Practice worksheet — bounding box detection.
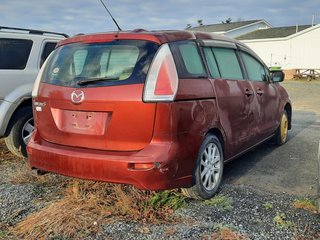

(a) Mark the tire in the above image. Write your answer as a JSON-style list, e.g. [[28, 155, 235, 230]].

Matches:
[[5, 106, 34, 158], [182, 134, 224, 200], [274, 110, 289, 146]]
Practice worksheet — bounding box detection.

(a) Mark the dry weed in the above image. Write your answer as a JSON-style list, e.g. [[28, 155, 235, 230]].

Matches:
[[164, 226, 177, 237], [293, 223, 320, 240], [8, 162, 42, 184], [13, 180, 181, 239], [210, 225, 247, 240], [0, 139, 15, 163], [294, 231, 320, 240], [13, 193, 106, 239], [0, 223, 12, 240], [292, 199, 318, 214]]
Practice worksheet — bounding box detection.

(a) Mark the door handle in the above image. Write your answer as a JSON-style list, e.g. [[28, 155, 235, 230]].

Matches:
[[256, 88, 264, 96], [244, 89, 254, 96]]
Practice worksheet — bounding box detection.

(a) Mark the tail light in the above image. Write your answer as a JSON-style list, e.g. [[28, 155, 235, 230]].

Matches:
[[32, 52, 53, 98], [143, 44, 178, 102]]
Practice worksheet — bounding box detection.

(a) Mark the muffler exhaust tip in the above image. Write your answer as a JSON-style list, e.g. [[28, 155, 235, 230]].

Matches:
[[36, 169, 48, 175]]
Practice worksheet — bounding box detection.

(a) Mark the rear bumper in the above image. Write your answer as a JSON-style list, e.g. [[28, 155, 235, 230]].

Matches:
[[27, 130, 192, 190]]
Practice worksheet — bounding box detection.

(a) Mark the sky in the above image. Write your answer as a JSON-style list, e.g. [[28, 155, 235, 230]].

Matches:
[[0, 0, 319, 36]]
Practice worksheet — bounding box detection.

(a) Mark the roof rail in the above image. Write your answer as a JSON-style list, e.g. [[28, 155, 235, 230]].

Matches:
[[0, 26, 69, 38]]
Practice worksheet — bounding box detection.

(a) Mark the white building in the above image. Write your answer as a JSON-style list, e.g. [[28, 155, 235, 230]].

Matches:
[[189, 20, 320, 78], [237, 24, 320, 70]]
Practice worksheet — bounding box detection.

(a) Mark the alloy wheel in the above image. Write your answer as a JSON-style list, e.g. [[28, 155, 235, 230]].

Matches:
[[280, 112, 288, 143], [200, 142, 221, 191], [22, 117, 34, 144]]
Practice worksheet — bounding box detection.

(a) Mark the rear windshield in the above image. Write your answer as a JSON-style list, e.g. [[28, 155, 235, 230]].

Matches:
[[41, 40, 159, 87]]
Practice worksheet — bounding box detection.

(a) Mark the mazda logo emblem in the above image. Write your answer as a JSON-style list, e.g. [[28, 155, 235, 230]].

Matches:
[[71, 90, 84, 104]]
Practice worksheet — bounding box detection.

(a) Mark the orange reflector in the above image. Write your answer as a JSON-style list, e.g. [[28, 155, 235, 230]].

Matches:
[[128, 163, 155, 170]]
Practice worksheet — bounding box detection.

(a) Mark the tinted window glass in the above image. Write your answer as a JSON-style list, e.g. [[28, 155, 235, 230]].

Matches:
[[212, 48, 243, 80], [203, 47, 220, 78], [178, 42, 205, 75], [41, 40, 159, 87], [0, 39, 33, 70], [40, 42, 57, 67], [170, 41, 206, 78], [73, 50, 88, 75], [241, 52, 266, 81]]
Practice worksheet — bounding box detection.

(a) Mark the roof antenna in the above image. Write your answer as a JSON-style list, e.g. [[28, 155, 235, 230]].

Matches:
[[99, 0, 122, 31]]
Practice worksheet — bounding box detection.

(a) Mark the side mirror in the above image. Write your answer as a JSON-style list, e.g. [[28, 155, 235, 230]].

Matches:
[[270, 70, 285, 82]]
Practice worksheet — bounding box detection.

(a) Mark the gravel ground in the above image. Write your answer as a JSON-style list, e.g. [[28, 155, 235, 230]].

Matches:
[[0, 80, 319, 239], [95, 184, 319, 240], [0, 184, 35, 225], [0, 173, 318, 239]]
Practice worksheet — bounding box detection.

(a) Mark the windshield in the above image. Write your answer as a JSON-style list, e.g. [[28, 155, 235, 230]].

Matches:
[[41, 40, 159, 87]]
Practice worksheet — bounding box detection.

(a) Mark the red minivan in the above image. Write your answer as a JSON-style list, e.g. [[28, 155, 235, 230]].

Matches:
[[28, 30, 291, 199]]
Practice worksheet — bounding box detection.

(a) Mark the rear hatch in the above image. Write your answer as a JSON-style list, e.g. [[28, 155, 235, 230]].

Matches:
[[34, 39, 159, 151]]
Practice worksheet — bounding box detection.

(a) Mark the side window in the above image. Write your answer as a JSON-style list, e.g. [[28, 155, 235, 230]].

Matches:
[[40, 42, 57, 67], [0, 38, 33, 70], [241, 52, 267, 81], [212, 48, 243, 80], [203, 47, 220, 78], [170, 41, 206, 78]]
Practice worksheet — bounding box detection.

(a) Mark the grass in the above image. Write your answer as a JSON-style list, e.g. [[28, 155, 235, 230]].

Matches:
[[292, 198, 318, 214], [273, 212, 293, 229], [262, 202, 273, 210], [211, 224, 247, 240], [12, 180, 186, 239], [150, 190, 186, 211], [203, 194, 233, 211], [0, 230, 10, 240], [0, 230, 8, 239], [0, 223, 12, 240]]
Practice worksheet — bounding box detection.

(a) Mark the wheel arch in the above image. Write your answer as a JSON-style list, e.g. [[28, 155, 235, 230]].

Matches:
[[206, 128, 225, 156], [284, 102, 292, 130], [5, 98, 33, 136], [182, 128, 225, 199]]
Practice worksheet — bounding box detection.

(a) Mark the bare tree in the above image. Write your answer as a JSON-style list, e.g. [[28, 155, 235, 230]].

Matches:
[[197, 19, 203, 26], [222, 18, 232, 24]]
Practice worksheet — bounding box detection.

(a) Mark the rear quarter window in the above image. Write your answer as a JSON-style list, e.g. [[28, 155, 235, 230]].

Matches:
[[170, 41, 206, 78], [0, 38, 33, 70]]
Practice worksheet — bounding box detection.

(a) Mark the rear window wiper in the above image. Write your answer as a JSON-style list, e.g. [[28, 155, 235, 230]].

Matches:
[[76, 77, 119, 85]]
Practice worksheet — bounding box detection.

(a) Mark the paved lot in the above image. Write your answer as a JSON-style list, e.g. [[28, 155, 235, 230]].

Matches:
[[224, 80, 320, 196]]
